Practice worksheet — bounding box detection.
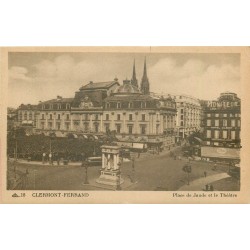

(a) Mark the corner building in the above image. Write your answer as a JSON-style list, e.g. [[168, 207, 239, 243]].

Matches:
[[203, 92, 241, 148]]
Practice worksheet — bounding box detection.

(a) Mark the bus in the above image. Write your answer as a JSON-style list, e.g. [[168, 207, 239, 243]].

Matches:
[[87, 156, 102, 166]]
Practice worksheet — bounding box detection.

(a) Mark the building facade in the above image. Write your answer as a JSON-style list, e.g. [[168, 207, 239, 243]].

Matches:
[[202, 92, 241, 148], [103, 80, 176, 138], [35, 79, 119, 136], [173, 95, 202, 140], [17, 60, 177, 148], [17, 104, 38, 127]]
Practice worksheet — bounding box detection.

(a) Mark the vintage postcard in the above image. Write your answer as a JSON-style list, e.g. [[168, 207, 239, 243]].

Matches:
[[0, 46, 249, 203]]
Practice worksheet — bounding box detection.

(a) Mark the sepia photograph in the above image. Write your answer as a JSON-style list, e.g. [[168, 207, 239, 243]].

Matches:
[[5, 49, 242, 194]]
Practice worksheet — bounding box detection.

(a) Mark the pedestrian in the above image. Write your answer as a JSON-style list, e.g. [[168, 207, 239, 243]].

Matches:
[[205, 184, 209, 191], [204, 171, 207, 178], [132, 157, 135, 171], [213, 162, 217, 171], [57, 155, 60, 166]]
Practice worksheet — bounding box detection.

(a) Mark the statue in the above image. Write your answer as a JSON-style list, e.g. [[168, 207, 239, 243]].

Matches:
[[79, 95, 93, 108]]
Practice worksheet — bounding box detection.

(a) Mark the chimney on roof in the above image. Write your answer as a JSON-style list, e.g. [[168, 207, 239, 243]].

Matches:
[[89, 81, 93, 85], [57, 95, 62, 101]]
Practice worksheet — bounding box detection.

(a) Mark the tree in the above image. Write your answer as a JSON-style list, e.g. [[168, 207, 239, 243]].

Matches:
[[187, 130, 204, 145]]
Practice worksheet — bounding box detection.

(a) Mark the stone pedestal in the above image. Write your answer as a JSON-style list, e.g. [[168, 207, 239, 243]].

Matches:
[[96, 145, 124, 186]]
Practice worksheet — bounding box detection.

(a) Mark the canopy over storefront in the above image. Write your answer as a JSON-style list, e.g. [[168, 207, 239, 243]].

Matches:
[[201, 146, 240, 160]]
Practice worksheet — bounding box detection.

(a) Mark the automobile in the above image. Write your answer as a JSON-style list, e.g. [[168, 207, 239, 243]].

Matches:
[[86, 156, 102, 166], [183, 150, 190, 157]]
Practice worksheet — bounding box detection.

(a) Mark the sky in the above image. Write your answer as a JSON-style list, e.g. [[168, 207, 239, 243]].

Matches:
[[8, 52, 240, 108]]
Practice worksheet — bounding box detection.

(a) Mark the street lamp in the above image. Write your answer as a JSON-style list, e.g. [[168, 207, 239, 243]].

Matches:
[[13, 127, 18, 162], [131, 157, 135, 183], [182, 163, 192, 185], [116, 169, 122, 190], [84, 163, 89, 184], [49, 133, 55, 165]]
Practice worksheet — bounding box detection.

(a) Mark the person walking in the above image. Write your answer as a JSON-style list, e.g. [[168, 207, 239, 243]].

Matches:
[[57, 154, 60, 166], [204, 171, 207, 178], [213, 162, 217, 171]]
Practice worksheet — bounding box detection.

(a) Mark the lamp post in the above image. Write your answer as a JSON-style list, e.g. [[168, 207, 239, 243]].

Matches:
[[13, 127, 18, 162], [84, 163, 89, 184], [116, 169, 122, 190], [182, 163, 192, 185], [132, 157, 135, 183]]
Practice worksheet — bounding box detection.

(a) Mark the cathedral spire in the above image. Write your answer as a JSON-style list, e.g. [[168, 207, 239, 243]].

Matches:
[[140, 57, 150, 95], [131, 59, 138, 88], [143, 57, 147, 78]]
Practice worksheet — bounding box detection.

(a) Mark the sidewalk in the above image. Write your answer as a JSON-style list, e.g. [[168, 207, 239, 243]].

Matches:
[[178, 172, 229, 191], [9, 158, 81, 167]]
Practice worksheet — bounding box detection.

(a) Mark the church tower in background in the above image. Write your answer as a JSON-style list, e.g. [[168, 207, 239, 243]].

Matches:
[[131, 59, 138, 88], [140, 58, 150, 95]]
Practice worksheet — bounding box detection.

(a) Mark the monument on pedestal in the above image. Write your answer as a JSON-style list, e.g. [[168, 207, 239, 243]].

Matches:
[[96, 145, 124, 187]]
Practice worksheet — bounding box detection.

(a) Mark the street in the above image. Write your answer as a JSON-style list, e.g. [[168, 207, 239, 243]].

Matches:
[[7, 147, 238, 191]]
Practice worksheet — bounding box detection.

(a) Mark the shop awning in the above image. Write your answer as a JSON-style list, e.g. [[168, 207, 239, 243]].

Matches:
[[201, 146, 240, 159]]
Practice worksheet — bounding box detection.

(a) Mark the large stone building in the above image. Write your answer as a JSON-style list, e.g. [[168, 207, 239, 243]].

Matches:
[[200, 92, 241, 162], [202, 92, 241, 148], [173, 95, 202, 140], [16, 60, 177, 147], [35, 79, 119, 136], [17, 104, 38, 127], [150, 93, 202, 142], [103, 80, 176, 138]]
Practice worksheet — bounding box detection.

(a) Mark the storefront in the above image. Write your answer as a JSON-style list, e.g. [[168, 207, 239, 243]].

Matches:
[[201, 146, 240, 163]]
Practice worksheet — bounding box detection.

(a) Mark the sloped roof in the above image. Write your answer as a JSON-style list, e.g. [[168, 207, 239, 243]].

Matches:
[[80, 81, 118, 90], [104, 94, 155, 102], [41, 98, 74, 104], [18, 104, 38, 110]]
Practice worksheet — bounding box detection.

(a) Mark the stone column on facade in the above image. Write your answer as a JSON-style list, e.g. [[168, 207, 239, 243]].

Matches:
[[45, 115, 48, 129], [135, 112, 138, 134], [160, 114, 164, 134], [110, 113, 114, 131], [70, 115, 73, 131], [61, 114, 65, 131], [100, 114, 103, 133], [90, 114, 93, 132], [80, 113, 83, 130], [53, 115, 56, 130], [149, 114, 151, 134], [123, 112, 126, 134], [154, 114, 157, 134]]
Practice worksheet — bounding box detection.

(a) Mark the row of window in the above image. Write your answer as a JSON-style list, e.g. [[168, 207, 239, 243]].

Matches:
[[41, 103, 71, 110], [41, 113, 171, 122], [20, 114, 34, 120], [106, 102, 147, 109], [206, 119, 240, 127], [41, 114, 100, 121], [206, 130, 240, 140], [206, 113, 240, 118], [40, 122, 162, 135]]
